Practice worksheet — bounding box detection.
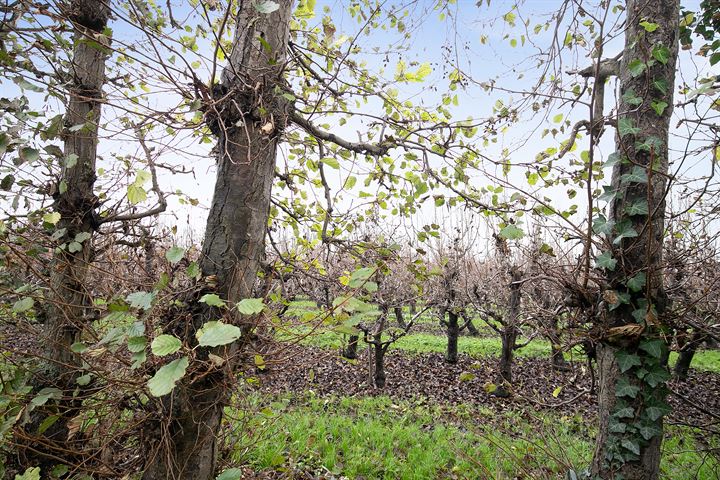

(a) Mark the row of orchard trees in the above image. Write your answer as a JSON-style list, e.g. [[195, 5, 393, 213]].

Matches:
[[1, 0, 718, 478]]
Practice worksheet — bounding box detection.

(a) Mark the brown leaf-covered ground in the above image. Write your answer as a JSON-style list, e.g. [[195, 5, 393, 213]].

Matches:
[[258, 345, 720, 428]]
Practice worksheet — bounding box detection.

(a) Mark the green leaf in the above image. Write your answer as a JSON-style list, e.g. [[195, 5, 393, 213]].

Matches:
[[216, 468, 245, 480], [621, 438, 640, 455], [618, 117, 640, 137], [644, 364, 670, 387], [620, 166, 648, 184], [625, 199, 649, 216], [638, 422, 662, 440], [614, 220, 639, 245], [614, 406, 635, 419], [1, 174, 15, 191], [43, 212, 61, 225], [236, 298, 265, 315], [593, 215, 614, 235], [595, 251, 617, 271], [20, 147, 39, 163], [196, 321, 242, 347], [199, 293, 226, 308], [74, 232, 91, 243], [254, 354, 266, 370], [616, 350, 642, 373], [651, 100, 668, 116], [65, 153, 78, 168], [499, 224, 524, 240], [621, 89, 643, 106], [151, 334, 182, 356], [127, 184, 147, 205], [627, 272, 647, 292], [320, 157, 340, 169], [639, 21, 659, 32], [652, 79, 668, 95], [186, 262, 200, 278], [652, 44, 670, 65], [627, 59, 646, 77], [31, 387, 62, 407], [71, 342, 87, 353], [76, 374, 91, 386], [147, 357, 189, 397], [68, 241, 82, 253], [552, 113, 563, 123], [12, 297, 34, 313], [254, 1, 279, 14], [639, 339, 665, 358], [616, 378, 640, 398], [127, 336, 147, 353], [349, 267, 375, 288], [459, 372, 476, 382], [645, 402, 671, 421], [126, 291, 156, 310], [165, 246, 185, 264], [15, 466, 41, 480]]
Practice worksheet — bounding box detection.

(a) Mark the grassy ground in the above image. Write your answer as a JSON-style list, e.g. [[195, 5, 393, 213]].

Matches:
[[228, 394, 719, 479], [292, 327, 720, 373]]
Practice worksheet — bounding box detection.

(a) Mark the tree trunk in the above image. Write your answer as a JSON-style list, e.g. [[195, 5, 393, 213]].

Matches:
[[394, 306, 406, 328], [495, 267, 521, 396], [374, 343, 386, 388], [673, 332, 703, 380], [30, 0, 108, 463], [446, 310, 459, 364], [592, 1, 679, 478], [462, 310, 480, 336], [343, 334, 359, 360], [142, 2, 293, 479], [547, 316, 570, 371]]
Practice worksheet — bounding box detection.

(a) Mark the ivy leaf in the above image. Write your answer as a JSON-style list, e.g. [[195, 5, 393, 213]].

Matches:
[[126, 291, 156, 310], [618, 117, 641, 137], [595, 251, 617, 271], [627, 59, 646, 77], [593, 215, 614, 235], [638, 422, 662, 440], [652, 79, 668, 95], [236, 298, 265, 315], [626, 272, 647, 292], [31, 387, 62, 407], [645, 402, 671, 421], [621, 438, 640, 455], [621, 89, 643, 106], [652, 44, 670, 65], [644, 364, 670, 387], [616, 350, 642, 373], [499, 224, 524, 240], [151, 334, 182, 356], [199, 293, 226, 308], [639, 339, 665, 358], [186, 261, 201, 279], [165, 246, 185, 264], [614, 406, 635, 419], [147, 357, 189, 397], [625, 199, 649, 216], [15, 467, 41, 480], [613, 220, 639, 245], [650, 100, 668, 116], [196, 321, 242, 347], [639, 21, 659, 32], [616, 378, 640, 398], [620, 166, 648, 184]]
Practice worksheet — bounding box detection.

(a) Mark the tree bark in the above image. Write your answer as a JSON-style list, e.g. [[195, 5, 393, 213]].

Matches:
[[343, 334, 360, 359], [394, 306, 406, 328], [142, 2, 293, 479], [373, 343, 386, 388], [446, 310, 459, 364], [495, 267, 521, 396], [592, 1, 679, 478], [673, 332, 704, 380], [29, 0, 109, 463]]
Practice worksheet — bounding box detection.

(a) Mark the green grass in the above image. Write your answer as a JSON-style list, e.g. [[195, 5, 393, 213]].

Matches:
[[227, 393, 719, 479], [291, 328, 720, 373]]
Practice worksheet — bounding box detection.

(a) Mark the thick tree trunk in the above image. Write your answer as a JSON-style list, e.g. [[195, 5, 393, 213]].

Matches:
[[592, 1, 679, 478], [673, 332, 704, 380], [142, 2, 293, 479], [28, 0, 108, 464], [446, 310, 459, 364]]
